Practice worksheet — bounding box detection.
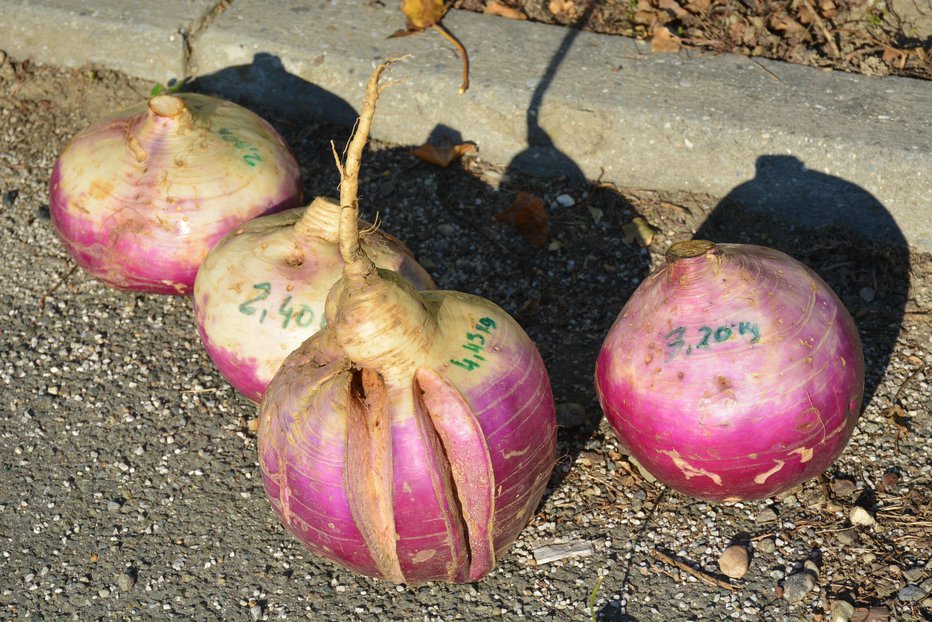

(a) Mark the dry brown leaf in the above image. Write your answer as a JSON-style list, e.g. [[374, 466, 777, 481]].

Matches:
[[496, 192, 550, 248], [548, 0, 575, 16], [400, 0, 449, 29], [769, 12, 811, 41], [686, 0, 711, 13], [485, 1, 527, 19], [410, 141, 477, 167], [729, 19, 747, 44], [622, 217, 657, 246], [651, 26, 683, 53], [818, 0, 837, 18], [882, 46, 905, 64], [658, 0, 689, 19], [798, 2, 816, 24]]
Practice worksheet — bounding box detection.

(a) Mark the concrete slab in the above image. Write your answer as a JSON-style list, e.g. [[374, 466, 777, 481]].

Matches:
[[190, 1, 931, 250], [0, 0, 221, 83]]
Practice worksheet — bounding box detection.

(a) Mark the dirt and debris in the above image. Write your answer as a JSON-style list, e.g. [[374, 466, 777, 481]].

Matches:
[[456, 0, 932, 79]]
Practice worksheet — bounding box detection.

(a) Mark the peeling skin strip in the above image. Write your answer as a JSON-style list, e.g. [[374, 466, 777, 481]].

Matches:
[[344, 369, 404, 583], [790, 447, 814, 463], [658, 449, 723, 486], [754, 460, 786, 485], [417, 368, 496, 582]]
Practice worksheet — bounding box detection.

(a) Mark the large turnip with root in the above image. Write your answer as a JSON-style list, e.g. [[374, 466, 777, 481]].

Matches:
[[257, 61, 557, 584]]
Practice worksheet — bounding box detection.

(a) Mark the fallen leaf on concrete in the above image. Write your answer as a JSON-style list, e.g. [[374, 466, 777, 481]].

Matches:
[[622, 217, 658, 246], [410, 141, 477, 167], [395, 0, 470, 93], [485, 1, 526, 19], [399, 0, 448, 29], [496, 192, 550, 248], [651, 26, 683, 53]]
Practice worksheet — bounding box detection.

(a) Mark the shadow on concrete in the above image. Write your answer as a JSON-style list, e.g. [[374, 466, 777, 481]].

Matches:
[[697, 154, 909, 414], [187, 51, 358, 127]]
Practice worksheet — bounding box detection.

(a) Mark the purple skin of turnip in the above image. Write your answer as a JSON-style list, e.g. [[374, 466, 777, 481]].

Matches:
[[257, 61, 557, 583], [49, 93, 303, 295], [193, 196, 436, 403], [596, 240, 864, 502]]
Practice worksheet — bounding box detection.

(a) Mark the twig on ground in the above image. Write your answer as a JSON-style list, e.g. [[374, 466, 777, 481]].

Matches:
[[649, 549, 739, 591], [38, 265, 77, 309]]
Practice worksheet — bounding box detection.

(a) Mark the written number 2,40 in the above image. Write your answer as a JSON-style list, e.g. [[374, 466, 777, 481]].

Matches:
[[238, 282, 319, 329]]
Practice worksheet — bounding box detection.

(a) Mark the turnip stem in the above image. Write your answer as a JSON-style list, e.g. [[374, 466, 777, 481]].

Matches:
[[336, 60, 397, 281]]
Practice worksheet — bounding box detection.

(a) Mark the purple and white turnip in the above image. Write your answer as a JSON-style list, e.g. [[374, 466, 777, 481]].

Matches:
[[595, 240, 864, 501], [193, 196, 435, 403], [49, 93, 302, 295], [257, 61, 557, 583]]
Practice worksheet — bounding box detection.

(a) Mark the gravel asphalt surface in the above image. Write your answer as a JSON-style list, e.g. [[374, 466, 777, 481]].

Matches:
[[1, 58, 930, 622]]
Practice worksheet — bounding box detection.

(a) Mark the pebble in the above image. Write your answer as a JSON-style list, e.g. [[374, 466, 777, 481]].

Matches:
[[98, 588, 110, 598], [756, 507, 778, 523], [835, 528, 857, 545], [863, 552, 876, 563], [436, 223, 457, 236], [831, 478, 857, 497], [107, 500, 123, 512], [783, 570, 817, 602], [757, 538, 775, 554], [829, 600, 855, 622], [555, 193, 575, 207], [897, 584, 927, 602], [250, 604, 264, 620], [881, 470, 900, 490], [849, 506, 876, 526], [859, 287, 876, 302], [718, 545, 750, 579], [117, 572, 136, 591], [2, 189, 18, 207]]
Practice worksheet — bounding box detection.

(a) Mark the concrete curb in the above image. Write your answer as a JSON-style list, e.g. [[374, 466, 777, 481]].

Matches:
[[2, 0, 929, 250]]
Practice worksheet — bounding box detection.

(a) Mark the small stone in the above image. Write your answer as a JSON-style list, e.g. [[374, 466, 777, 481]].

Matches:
[[859, 287, 875, 302], [436, 223, 456, 236], [835, 528, 857, 545], [757, 538, 776, 554], [555, 193, 575, 207], [107, 500, 123, 512], [849, 506, 876, 526], [831, 478, 857, 497], [756, 507, 778, 523], [881, 471, 900, 490], [718, 545, 749, 579], [250, 604, 263, 620], [829, 600, 855, 622], [863, 552, 876, 564], [98, 588, 110, 598], [117, 572, 136, 591], [804, 560, 820, 576], [782, 571, 817, 603], [897, 584, 927, 602], [2, 189, 18, 207]]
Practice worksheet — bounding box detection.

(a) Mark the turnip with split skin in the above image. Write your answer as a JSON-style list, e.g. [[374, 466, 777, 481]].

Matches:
[[595, 240, 864, 501], [258, 61, 557, 584], [193, 195, 435, 403], [49, 93, 302, 294]]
